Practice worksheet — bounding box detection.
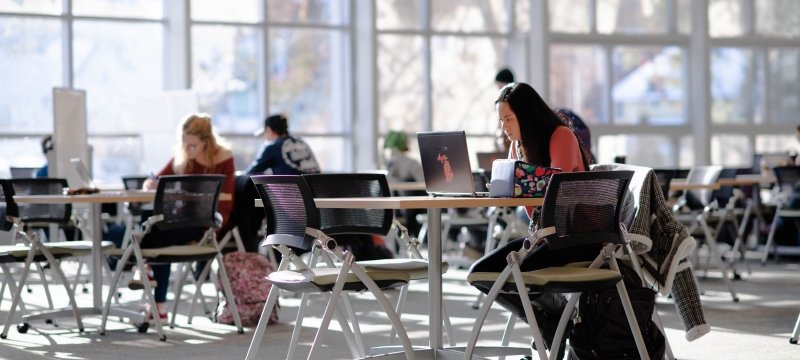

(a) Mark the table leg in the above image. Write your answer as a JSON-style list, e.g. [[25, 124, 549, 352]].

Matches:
[[427, 207, 442, 350], [91, 203, 103, 309]]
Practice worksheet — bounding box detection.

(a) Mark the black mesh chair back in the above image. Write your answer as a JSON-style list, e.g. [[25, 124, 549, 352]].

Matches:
[[0, 179, 19, 231], [540, 170, 634, 244], [772, 166, 800, 204], [10, 178, 72, 225], [653, 169, 677, 201], [152, 175, 223, 231], [683, 166, 723, 210], [301, 173, 392, 236], [250, 175, 318, 251], [122, 175, 148, 216], [712, 168, 739, 208]]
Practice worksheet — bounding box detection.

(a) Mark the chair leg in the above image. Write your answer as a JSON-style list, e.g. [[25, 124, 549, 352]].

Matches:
[[244, 286, 281, 360], [790, 311, 800, 344], [171, 263, 192, 328], [215, 254, 244, 334], [2, 257, 33, 339], [762, 204, 782, 265], [33, 262, 54, 310], [500, 313, 516, 347], [387, 283, 410, 345], [42, 253, 84, 333], [0, 264, 27, 314], [100, 245, 135, 334], [652, 311, 675, 360], [132, 247, 166, 341], [608, 257, 650, 360], [699, 217, 739, 302]]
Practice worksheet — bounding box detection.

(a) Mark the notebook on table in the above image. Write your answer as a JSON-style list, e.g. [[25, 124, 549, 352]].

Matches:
[[70, 157, 98, 190], [417, 131, 488, 197], [476, 151, 506, 177]]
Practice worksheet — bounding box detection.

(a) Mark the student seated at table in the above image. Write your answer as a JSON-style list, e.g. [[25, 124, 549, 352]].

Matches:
[[131, 113, 235, 320], [468, 82, 591, 355]]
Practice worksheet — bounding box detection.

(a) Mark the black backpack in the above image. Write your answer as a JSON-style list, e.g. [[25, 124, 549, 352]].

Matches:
[[568, 262, 665, 360]]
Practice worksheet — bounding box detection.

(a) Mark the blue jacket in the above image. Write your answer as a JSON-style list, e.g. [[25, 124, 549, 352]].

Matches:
[[244, 135, 320, 175]]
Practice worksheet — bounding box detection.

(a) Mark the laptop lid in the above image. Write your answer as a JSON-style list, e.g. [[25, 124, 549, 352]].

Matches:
[[70, 157, 97, 189], [417, 131, 482, 196]]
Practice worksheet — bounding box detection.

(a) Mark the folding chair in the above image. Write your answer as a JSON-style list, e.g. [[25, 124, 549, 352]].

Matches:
[[99, 175, 243, 341], [244, 175, 416, 360], [302, 172, 455, 353], [464, 170, 652, 360], [0, 179, 90, 339], [672, 166, 739, 302], [761, 166, 800, 264]]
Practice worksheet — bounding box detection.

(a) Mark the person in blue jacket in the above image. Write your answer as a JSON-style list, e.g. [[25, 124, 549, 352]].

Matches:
[[244, 114, 320, 175]]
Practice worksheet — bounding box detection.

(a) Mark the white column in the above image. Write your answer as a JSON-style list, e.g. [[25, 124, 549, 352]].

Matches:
[[528, 0, 549, 97], [689, 0, 711, 165], [353, 0, 377, 170]]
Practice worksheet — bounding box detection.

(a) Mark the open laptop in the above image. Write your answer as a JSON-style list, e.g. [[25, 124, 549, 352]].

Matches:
[[70, 157, 98, 189], [417, 131, 488, 197]]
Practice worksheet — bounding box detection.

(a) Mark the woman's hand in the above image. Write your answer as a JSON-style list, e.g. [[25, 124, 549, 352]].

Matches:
[[143, 177, 157, 191]]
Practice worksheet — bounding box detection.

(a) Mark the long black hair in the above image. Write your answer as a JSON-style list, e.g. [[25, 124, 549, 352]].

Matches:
[[496, 82, 580, 167]]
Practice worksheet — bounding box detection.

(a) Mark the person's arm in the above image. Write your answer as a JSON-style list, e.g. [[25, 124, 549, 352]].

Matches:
[[549, 126, 585, 172], [144, 159, 175, 190], [244, 144, 276, 175], [216, 156, 236, 228]]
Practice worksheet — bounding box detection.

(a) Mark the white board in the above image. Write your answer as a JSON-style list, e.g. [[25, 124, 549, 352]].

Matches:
[[52, 87, 88, 187]]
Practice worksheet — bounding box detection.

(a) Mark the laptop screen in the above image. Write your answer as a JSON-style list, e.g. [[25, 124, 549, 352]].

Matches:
[[70, 158, 97, 189], [417, 131, 478, 196]]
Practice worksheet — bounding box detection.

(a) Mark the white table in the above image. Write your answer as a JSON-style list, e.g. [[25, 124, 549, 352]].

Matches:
[[258, 195, 543, 358]]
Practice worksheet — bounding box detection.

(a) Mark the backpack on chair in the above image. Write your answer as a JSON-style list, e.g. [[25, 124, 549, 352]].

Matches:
[[568, 261, 665, 360], [215, 252, 279, 326]]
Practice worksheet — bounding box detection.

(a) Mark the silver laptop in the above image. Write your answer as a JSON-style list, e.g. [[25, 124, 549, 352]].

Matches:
[[70, 158, 97, 189], [417, 131, 488, 197]]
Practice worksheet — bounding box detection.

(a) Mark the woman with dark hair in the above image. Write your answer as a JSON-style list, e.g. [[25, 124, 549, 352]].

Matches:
[[469, 82, 592, 355]]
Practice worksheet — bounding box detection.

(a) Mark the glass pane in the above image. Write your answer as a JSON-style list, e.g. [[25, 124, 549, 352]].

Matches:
[[597, 134, 677, 168], [516, 0, 530, 32], [89, 136, 143, 185], [466, 136, 496, 169], [0, 138, 47, 179], [0, 0, 61, 14], [756, 0, 800, 38], [192, 25, 259, 132], [611, 46, 684, 125], [676, 0, 692, 34], [304, 136, 348, 171], [549, 0, 590, 33], [73, 20, 163, 134], [191, 0, 261, 23], [711, 48, 764, 125], [769, 49, 800, 124], [711, 134, 751, 167], [227, 135, 263, 170], [431, 0, 508, 33], [549, 45, 607, 124], [0, 17, 62, 133], [709, 0, 745, 37], [756, 134, 795, 155], [73, 0, 163, 19], [376, 0, 423, 30], [430, 35, 507, 133], [679, 136, 694, 168], [268, 28, 348, 134], [597, 0, 667, 34], [268, 0, 347, 24], [378, 35, 424, 134]]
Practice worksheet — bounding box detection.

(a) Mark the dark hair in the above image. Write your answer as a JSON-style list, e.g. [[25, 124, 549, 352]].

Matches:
[[41, 135, 53, 155], [264, 114, 288, 135], [495, 68, 514, 84], [497, 83, 588, 170]]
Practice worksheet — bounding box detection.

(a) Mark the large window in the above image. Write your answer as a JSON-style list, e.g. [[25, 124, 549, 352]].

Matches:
[[190, 0, 352, 172], [375, 0, 519, 168]]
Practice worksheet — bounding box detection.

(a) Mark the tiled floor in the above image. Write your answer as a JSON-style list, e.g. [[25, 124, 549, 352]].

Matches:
[[1, 255, 799, 359]]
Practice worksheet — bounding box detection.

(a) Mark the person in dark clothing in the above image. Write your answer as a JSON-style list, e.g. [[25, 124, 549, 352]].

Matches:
[[244, 114, 320, 175]]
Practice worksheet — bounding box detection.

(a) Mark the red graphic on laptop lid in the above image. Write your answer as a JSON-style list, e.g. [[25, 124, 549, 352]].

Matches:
[[437, 153, 454, 182]]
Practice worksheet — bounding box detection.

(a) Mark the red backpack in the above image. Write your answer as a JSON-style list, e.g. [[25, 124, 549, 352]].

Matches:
[[215, 252, 279, 327]]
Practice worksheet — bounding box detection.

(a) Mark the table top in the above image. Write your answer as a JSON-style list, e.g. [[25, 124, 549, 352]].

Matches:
[[256, 195, 543, 209], [387, 182, 427, 192], [14, 190, 232, 204], [669, 174, 775, 191]]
